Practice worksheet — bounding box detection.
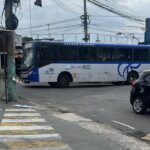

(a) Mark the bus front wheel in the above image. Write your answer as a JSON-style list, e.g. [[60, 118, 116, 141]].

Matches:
[[57, 74, 70, 88]]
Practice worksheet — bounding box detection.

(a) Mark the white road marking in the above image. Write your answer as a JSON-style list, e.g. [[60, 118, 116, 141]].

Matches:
[[78, 121, 150, 150], [54, 112, 150, 150], [5, 109, 36, 112], [53, 113, 92, 122], [0, 134, 61, 142], [2, 118, 46, 123], [4, 113, 41, 117], [112, 120, 135, 130], [99, 108, 104, 111], [8, 146, 73, 150], [0, 126, 54, 131]]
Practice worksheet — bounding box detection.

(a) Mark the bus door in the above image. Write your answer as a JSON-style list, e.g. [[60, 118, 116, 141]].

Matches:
[[37, 44, 58, 82]]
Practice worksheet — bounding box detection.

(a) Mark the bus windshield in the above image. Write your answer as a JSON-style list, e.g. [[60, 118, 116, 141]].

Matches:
[[23, 48, 33, 69]]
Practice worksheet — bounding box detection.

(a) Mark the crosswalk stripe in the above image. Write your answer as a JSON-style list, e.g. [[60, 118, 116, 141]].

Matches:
[[0, 108, 73, 150], [5, 109, 36, 112], [2, 118, 46, 123], [0, 125, 54, 130], [3, 116, 41, 120], [4, 113, 41, 117], [0, 134, 61, 142], [19, 146, 72, 150], [0, 146, 72, 150], [0, 129, 55, 135], [0, 122, 37, 126], [1, 140, 69, 149], [0, 130, 56, 135]]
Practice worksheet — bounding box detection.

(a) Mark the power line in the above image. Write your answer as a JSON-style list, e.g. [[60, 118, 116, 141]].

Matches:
[[90, 25, 144, 34], [16, 17, 80, 30], [87, 0, 144, 24], [18, 24, 82, 35], [52, 0, 80, 15], [91, 22, 145, 30]]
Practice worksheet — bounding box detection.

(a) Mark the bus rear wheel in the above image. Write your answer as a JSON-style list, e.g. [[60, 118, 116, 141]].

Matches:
[[57, 74, 70, 88], [127, 72, 138, 84]]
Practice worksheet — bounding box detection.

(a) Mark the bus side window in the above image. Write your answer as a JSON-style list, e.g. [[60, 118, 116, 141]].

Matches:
[[79, 46, 89, 61], [116, 48, 132, 61], [97, 47, 104, 61], [134, 48, 148, 61], [37, 45, 58, 67], [70, 46, 78, 61], [58, 46, 70, 61], [37, 48, 47, 67], [101, 48, 115, 61], [88, 46, 97, 61]]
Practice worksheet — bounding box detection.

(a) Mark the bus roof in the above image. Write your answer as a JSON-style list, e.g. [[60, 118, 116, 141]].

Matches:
[[32, 40, 150, 48]]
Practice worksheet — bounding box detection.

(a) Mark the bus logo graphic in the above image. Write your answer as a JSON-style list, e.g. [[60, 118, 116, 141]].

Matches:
[[118, 63, 141, 79]]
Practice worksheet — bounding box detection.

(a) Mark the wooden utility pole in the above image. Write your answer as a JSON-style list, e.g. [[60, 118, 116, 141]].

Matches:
[[5, 0, 16, 102]]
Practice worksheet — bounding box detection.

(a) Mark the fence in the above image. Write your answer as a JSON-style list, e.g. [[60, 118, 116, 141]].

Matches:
[[31, 33, 144, 44]]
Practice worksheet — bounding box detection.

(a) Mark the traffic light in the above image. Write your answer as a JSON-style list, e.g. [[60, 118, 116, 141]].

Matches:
[[34, 0, 42, 7]]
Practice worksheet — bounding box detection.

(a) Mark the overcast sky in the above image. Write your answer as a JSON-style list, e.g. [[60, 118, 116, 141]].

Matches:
[[1, 0, 150, 43]]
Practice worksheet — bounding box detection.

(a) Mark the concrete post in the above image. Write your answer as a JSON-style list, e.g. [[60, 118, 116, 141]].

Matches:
[[6, 31, 16, 101]]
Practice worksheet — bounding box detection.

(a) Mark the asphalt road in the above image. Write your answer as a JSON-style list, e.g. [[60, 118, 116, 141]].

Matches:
[[17, 83, 150, 136]]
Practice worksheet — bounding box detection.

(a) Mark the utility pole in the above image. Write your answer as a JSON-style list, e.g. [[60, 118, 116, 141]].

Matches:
[[5, 0, 16, 102], [2, 0, 40, 102], [81, 0, 90, 42], [84, 0, 88, 42]]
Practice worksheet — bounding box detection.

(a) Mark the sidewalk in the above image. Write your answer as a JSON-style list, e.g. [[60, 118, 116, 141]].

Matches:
[[0, 106, 72, 150], [0, 80, 72, 149]]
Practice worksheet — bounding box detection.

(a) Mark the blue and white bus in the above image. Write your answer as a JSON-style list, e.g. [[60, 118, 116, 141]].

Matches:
[[21, 39, 150, 87]]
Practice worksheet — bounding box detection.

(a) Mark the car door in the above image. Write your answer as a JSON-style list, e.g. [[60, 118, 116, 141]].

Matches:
[[142, 73, 150, 103]]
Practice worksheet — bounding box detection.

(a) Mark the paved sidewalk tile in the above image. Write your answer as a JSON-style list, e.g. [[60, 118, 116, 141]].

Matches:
[[0, 107, 72, 150]]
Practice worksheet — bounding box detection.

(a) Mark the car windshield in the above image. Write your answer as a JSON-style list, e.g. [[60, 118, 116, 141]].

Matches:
[[22, 48, 33, 69]]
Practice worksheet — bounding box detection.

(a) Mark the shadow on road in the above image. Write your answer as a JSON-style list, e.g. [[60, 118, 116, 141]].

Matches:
[[22, 83, 128, 89]]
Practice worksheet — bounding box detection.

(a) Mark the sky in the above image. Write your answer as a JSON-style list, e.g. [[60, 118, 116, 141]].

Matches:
[[1, 0, 150, 43]]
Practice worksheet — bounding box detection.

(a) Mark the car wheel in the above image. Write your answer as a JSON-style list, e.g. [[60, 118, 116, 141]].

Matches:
[[132, 97, 147, 114], [57, 74, 70, 88]]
